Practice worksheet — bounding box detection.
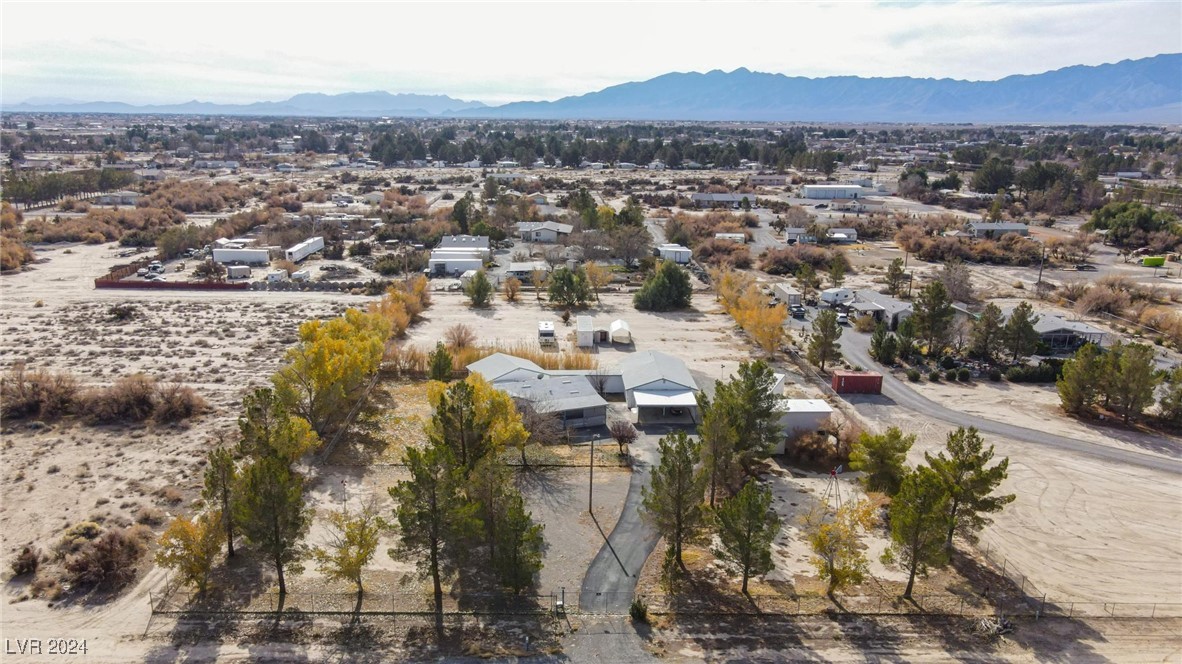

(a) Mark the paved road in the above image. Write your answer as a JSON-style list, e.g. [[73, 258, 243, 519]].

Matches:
[[835, 326, 1182, 475], [577, 434, 662, 614]]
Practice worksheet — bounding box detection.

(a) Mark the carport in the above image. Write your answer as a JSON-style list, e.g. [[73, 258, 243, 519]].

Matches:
[[632, 389, 699, 424]]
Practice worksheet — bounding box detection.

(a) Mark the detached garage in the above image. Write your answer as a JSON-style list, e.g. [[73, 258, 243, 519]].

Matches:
[[619, 350, 699, 423]]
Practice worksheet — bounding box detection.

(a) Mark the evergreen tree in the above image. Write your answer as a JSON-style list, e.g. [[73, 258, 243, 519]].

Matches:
[[548, 266, 592, 308], [849, 427, 914, 496], [428, 342, 453, 382], [885, 258, 906, 296], [925, 427, 1014, 552], [807, 310, 842, 371], [1057, 343, 1101, 414], [711, 360, 781, 473], [464, 270, 494, 307], [911, 281, 954, 357], [493, 493, 545, 593], [641, 431, 707, 572], [714, 481, 779, 594], [233, 457, 311, 596], [1108, 342, 1160, 424], [828, 261, 846, 288], [697, 393, 737, 507], [885, 467, 951, 600], [1158, 366, 1182, 426], [969, 303, 1006, 363], [634, 261, 693, 311], [1003, 301, 1041, 364], [202, 446, 238, 560]]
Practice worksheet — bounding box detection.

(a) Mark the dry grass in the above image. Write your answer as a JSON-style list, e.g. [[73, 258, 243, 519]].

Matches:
[[386, 340, 597, 376]]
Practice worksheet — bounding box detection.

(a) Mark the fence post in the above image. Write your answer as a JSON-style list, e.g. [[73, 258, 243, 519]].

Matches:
[[1038, 593, 1045, 620], [1068, 602, 1074, 619], [958, 597, 964, 616], [149, 589, 154, 613], [1021, 576, 1026, 594], [1152, 603, 1156, 619], [1001, 559, 1007, 576]]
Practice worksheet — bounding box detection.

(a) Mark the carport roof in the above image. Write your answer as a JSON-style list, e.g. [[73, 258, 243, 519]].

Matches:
[[632, 389, 698, 407]]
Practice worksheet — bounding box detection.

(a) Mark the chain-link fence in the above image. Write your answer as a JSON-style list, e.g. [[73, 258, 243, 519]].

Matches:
[[150, 590, 556, 617]]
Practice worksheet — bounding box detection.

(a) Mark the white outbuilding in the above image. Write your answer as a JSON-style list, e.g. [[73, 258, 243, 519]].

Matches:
[[657, 243, 692, 264], [576, 316, 595, 348], [609, 319, 632, 344]]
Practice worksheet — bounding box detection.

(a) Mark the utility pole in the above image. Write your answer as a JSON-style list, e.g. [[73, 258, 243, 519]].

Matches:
[[1035, 244, 1047, 296], [588, 434, 597, 513]]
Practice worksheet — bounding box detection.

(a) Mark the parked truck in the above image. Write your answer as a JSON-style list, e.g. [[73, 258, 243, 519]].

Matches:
[[285, 236, 325, 263]]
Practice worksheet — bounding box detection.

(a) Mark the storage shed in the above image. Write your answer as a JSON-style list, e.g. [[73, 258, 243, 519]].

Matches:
[[773, 399, 834, 454], [609, 319, 632, 344], [657, 243, 692, 264], [831, 370, 883, 394], [576, 316, 595, 348]]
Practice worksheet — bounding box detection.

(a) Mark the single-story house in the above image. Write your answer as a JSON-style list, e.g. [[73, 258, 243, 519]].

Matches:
[[748, 174, 787, 187], [94, 190, 141, 206], [690, 192, 754, 209], [826, 227, 859, 243], [517, 221, 573, 244], [657, 243, 692, 264], [498, 375, 608, 429], [966, 222, 1029, 239], [1001, 306, 1106, 351], [428, 249, 484, 277], [506, 261, 551, 279], [618, 350, 699, 423], [783, 228, 810, 244], [852, 290, 913, 330]]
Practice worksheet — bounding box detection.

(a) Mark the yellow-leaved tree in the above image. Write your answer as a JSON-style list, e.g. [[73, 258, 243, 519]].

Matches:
[[803, 500, 879, 597], [426, 374, 529, 470], [156, 510, 226, 593]]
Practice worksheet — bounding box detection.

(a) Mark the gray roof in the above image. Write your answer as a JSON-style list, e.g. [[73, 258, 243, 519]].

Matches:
[[437, 235, 490, 250], [1000, 306, 1105, 336], [518, 221, 573, 234], [618, 350, 697, 393], [854, 289, 913, 316], [467, 353, 544, 383], [967, 222, 1029, 232], [691, 192, 751, 203], [498, 375, 608, 414]]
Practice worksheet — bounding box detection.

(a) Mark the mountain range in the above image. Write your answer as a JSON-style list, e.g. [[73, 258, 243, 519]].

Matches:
[[7, 54, 1181, 123]]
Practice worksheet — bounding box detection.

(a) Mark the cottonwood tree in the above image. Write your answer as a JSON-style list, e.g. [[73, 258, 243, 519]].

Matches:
[[313, 502, 383, 597], [502, 276, 522, 302], [202, 446, 238, 559], [641, 431, 707, 572], [428, 342, 453, 382], [807, 310, 842, 372], [548, 266, 592, 308], [583, 261, 613, 302], [389, 444, 479, 618], [612, 224, 652, 268], [634, 261, 693, 311], [925, 428, 1013, 552], [911, 281, 954, 357], [969, 303, 1005, 363], [937, 260, 974, 303], [714, 480, 779, 594], [884, 466, 950, 600], [696, 393, 737, 507], [156, 511, 225, 593], [1002, 301, 1040, 364], [849, 426, 914, 496], [529, 269, 548, 301], [804, 501, 877, 596], [233, 457, 311, 596]]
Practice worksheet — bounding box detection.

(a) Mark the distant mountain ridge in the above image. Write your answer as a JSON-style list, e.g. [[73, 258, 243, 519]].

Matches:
[[460, 54, 1182, 123], [5, 90, 487, 117], [7, 54, 1181, 122]]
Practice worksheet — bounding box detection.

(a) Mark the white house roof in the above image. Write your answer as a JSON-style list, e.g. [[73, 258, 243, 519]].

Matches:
[[467, 353, 544, 383], [618, 350, 697, 393], [775, 398, 833, 414], [632, 389, 698, 407], [576, 316, 594, 332], [437, 235, 490, 250], [517, 221, 573, 234], [658, 243, 692, 252], [999, 307, 1105, 336]]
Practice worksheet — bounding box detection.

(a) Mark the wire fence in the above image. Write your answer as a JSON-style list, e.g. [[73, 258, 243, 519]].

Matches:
[[150, 590, 557, 617]]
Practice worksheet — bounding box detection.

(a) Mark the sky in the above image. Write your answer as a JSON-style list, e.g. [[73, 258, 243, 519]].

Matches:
[[3, 1, 1181, 106]]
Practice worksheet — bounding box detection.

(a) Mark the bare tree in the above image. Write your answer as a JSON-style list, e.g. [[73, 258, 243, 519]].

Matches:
[[444, 323, 477, 350], [609, 420, 638, 455]]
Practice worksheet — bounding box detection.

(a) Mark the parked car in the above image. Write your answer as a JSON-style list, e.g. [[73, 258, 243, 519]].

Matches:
[[791, 305, 806, 319], [837, 312, 849, 325], [136, 268, 150, 277], [814, 203, 828, 209], [1074, 264, 1098, 271]]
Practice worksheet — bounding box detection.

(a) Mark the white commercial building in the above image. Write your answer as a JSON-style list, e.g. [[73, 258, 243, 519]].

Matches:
[[802, 184, 870, 199]]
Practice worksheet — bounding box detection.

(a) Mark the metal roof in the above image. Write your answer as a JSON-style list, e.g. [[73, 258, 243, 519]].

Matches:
[[498, 375, 608, 414], [618, 350, 697, 393], [467, 353, 544, 382]]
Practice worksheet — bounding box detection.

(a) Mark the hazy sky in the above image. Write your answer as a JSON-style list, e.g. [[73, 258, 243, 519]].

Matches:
[[3, 1, 1180, 106]]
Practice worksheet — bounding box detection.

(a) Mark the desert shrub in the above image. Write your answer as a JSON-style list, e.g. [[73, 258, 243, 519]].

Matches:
[[1, 233, 35, 271], [445, 323, 478, 350], [1075, 286, 1131, 317], [988, 368, 1002, 382], [108, 303, 138, 321], [25, 207, 186, 244], [940, 356, 957, 370], [11, 546, 40, 576], [928, 370, 941, 382], [56, 521, 103, 558], [135, 506, 166, 526], [957, 367, 972, 382], [1057, 280, 1090, 303], [907, 369, 921, 382], [693, 238, 752, 268], [82, 375, 159, 424], [945, 369, 958, 381], [0, 366, 79, 420], [785, 431, 849, 469], [140, 179, 250, 213], [630, 597, 649, 624], [760, 244, 848, 276], [854, 316, 877, 333], [1005, 361, 1063, 383], [153, 382, 208, 423], [64, 528, 146, 589]]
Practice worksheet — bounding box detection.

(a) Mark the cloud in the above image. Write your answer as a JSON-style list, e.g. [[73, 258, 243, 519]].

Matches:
[[3, 1, 1179, 104]]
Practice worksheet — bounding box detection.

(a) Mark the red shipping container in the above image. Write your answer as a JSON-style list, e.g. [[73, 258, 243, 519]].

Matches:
[[831, 370, 883, 394]]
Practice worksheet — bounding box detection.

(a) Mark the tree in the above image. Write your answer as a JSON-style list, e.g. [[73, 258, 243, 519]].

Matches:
[[745, 302, 789, 356], [969, 157, 1015, 194], [925, 427, 1014, 552], [502, 276, 521, 302], [633, 261, 693, 311], [202, 446, 238, 560], [710, 360, 782, 473], [389, 444, 479, 618], [451, 192, 475, 234], [313, 503, 383, 596], [870, 322, 889, 361], [828, 261, 846, 288], [237, 387, 320, 464], [583, 261, 612, 302], [969, 303, 1005, 363], [482, 177, 499, 201], [612, 224, 652, 268], [884, 466, 951, 600], [492, 493, 545, 593], [1159, 366, 1182, 426], [156, 511, 225, 593], [804, 501, 877, 596], [884, 258, 906, 296], [529, 269, 548, 302], [1002, 301, 1040, 364], [464, 270, 494, 307], [697, 393, 737, 507], [426, 375, 528, 473], [1107, 342, 1160, 424], [609, 419, 638, 455], [937, 260, 974, 303], [807, 309, 842, 372], [1057, 343, 1101, 414], [641, 431, 707, 572], [428, 342, 453, 382], [848, 426, 914, 496], [911, 281, 954, 357], [233, 457, 311, 596], [714, 480, 779, 594], [548, 266, 592, 308], [193, 259, 226, 282]]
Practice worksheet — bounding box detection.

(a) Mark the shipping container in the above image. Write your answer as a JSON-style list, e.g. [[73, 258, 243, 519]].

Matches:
[[831, 370, 883, 394], [285, 236, 325, 263], [1141, 256, 1166, 267], [226, 265, 252, 279], [212, 248, 270, 265]]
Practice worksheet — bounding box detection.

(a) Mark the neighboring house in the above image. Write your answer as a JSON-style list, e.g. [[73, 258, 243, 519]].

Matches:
[[429, 236, 489, 277], [618, 350, 699, 423], [94, 190, 140, 206], [506, 261, 551, 279], [690, 192, 754, 209], [437, 235, 491, 259], [1000, 306, 1106, 351], [851, 289, 913, 330], [772, 399, 834, 454], [826, 227, 859, 243], [748, 174, 787, 187], [657, 243, 692, 264], [966, 222, 1030, 239], [517, 221, 573, 244], [783, 227, 809, 244]]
